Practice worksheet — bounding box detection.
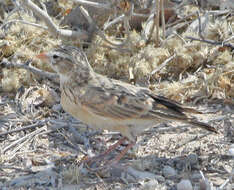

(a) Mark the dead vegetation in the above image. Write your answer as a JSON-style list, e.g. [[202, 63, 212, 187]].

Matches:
[[0, 0, 233, 189]]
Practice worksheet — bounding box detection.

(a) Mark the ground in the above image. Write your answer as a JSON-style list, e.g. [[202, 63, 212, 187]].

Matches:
[[0, 0, 234, 189]]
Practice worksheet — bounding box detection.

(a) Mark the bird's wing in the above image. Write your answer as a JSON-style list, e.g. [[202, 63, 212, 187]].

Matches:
[[79, 86, 152, 119], [76, 77, 217, 133], [77, 78, 188, 121]]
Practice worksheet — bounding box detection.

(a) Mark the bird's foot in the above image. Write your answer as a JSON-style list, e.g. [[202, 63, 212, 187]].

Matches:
[[82, 138, 135, 171]]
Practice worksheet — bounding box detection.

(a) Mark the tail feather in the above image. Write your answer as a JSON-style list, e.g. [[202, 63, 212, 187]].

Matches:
[[148, 93, 218, 133], [186, 119, 218, 133], [181, 107, 202, 114], [148, 94, 202, 115]]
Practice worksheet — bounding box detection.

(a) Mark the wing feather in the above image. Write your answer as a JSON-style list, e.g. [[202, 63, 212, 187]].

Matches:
[[78, 82, 188, 121], [75, 79, 217, 133], [78, 84, 154, 119]]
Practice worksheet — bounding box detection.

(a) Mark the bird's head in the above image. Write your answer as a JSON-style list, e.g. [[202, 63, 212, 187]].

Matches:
[[36, 46, 93, 84]]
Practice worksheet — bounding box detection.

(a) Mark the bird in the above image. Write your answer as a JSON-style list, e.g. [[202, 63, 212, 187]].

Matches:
[[36, 46, 217, 167]]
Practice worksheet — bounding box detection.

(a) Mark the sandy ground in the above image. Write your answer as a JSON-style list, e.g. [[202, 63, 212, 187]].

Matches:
[[0, 0, 233, 189], [0, 95, 233, 189]]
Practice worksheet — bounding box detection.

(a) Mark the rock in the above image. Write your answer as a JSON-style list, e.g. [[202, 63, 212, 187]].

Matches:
[[187, 154, 198, 165], [141, 179, 158, 190], [228, 144, 234, 156], [177, 179, 193, 190], [191, 172, 202, 182], [162, 165, 177, 178], [107, 165, 159, 183], [52, 104, 63, 112], [126, 166, 157, 180]]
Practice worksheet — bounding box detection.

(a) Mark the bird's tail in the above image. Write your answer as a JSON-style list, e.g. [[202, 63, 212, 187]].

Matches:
[[184, 119, 218, 133], [148, 94, 218, 133]]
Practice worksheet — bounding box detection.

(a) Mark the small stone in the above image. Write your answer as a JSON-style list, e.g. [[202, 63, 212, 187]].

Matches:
[[52, 104, 62, 112], [177, 179, 193, 190], [227, 183, 234, 190], [199, 178, 211, 190], [228, 144, 234, 156], [141, 179, 158, 190], [126, 166, 157, 180], [191, 172, 202, 182], [155, 175, 165, 183], [162, 165, 177, 178], [187, 153, 198, 165]]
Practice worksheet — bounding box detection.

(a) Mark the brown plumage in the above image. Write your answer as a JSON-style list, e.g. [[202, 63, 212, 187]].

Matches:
[[37, 46, 217, 165]]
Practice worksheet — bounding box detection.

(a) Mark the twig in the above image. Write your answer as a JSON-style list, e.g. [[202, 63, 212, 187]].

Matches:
[[104, 12, 149, 31], [3, 7, 21, 23], [151, 54, 176, 75], [173, 32, 187, 44], [71, 0, 112, 9], [39, 122, 68, 135], [219, 178, 230, 189], [79, 4, 131, 48], [8, 127, 49, 160], [104, 14, 124, 30], [1, 19, 48, 31], [196, 11, 204, 39], [207, 10, 231, 16], [160, 0, 165, 39], [166, 12, 196, 28], [223, 35, 234, 43], [146, 0, 160, 44], [0, 120, 47, 137], [1, 59, 59, 83], [121, 2, 132, 47], [3, 126, 47, 153], [45, 119, 85, 135], [128, 67, 135, 84], [155, 0, 160, 46], [186, 36, 234, 50], [200, 170, 205, 180], [75, 0, 133, 49], [0, 100, 14, 106], [21, 0, 89, 40]]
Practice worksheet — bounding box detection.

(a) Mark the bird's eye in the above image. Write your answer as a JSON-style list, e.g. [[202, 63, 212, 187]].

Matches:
[[53, 54, 59, 59]]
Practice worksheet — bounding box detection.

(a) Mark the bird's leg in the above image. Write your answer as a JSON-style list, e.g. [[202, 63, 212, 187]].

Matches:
[[100, 136, 127, 157], [110, 141, 135, 164], [85, 139, 136, 171], [84, 137, 127, 167]]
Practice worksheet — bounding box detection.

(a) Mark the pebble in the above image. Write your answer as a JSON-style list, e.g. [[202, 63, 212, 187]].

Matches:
[[162, 165, 177, 178], [191, 172, 202, 182], [199, 178, 211, 190], [177, 179, 193, 190], [141, 179, 158, 190], [187, 153, 198, 165], [52, 104, 63, 112], [228, 144, 234, 156]]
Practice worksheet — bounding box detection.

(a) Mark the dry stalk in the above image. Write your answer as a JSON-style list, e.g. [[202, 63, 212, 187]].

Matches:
[[146, 0, 160, 45], [1, 59, 59, 83], [160, 0, 165, 39], [0, 120, 47, 137], [3, 126, 47, 154], [21, 0, 89, 40], [186, 36, 234, 50], [71, 0, 112, 9]]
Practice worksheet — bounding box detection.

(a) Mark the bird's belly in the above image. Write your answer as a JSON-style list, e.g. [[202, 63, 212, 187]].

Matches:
[[61, 92, 159, 139], [120, 119, 157, 134], [61, 93, 112, 130]]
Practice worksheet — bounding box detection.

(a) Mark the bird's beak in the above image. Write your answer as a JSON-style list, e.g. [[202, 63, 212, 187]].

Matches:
[[36, 52, 49, 61]]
